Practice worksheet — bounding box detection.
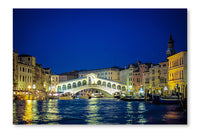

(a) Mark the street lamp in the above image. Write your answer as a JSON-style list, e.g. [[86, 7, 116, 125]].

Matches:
[[33, 84, 36, 89], [28, 85, 31, 90]]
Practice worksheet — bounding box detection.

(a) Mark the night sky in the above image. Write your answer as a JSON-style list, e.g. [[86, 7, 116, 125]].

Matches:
[[13, 9, 187, 74]]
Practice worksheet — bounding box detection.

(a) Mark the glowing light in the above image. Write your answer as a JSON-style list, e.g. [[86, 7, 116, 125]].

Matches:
[[53, 93, 59, 96], [23, 100, 33, 125], [140, 88, 144, 93], [164, 86, 168, 90], [28, 85, 31, 89], [33, 84, 36, 89]]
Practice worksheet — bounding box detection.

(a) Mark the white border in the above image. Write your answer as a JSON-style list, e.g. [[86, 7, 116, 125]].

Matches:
[[0, 0, 199, 133]]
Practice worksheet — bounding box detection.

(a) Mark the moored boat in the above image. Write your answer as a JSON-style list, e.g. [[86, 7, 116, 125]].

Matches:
[[59, 96, 73, 100]]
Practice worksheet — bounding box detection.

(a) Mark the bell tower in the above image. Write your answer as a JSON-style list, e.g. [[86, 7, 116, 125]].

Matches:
[[166, 35, 176, 57]]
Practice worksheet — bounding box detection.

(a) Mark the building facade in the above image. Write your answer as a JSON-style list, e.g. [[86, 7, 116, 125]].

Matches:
[[158, 61, 169, 92], [78, 67, 122, 82], [132, 61, 152, 92], [51, 75, 60, 92], [148, 64, 161, 93], [13, 52, 52, 99], [119, 66, 128, 84], [168, 51, 187, 97], [51, 71, 79, 92], [13, 51, 18, 90]]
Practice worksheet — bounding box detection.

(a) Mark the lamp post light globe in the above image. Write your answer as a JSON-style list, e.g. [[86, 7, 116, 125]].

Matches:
[[28, 85, 31, 90]]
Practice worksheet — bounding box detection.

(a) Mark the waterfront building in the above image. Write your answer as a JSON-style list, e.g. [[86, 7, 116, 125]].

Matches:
[[51, 71, 79, 92], [167, 51, 187, 97], [15, 54, 36, 92], [51, 75, 59, 92], [148, 64, 161, 94], [13, 51, 52, 99], [78, 67, 122, 82], [132, 61, 152, 92], [142, 70, 150, 91], [59, 70, 79, 81], [119, 65, 128, 84], [158, 61, 169, 94], [13, 51, 18, 90], [126, 64, 136, 91], [17, 62, 34, 91]]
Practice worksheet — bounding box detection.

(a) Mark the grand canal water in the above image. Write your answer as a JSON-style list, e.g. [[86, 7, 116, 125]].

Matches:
[[13, 98, 187, 125]]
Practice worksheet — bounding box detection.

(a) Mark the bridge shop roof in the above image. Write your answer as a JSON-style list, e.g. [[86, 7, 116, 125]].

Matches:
[[58, 76, 87, 84], [97, 77, 126, 85]]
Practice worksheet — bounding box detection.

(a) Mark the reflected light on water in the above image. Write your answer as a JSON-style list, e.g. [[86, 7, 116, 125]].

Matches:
[[137, 102, 147, 124], [163, 111, 182, 123], [86, 98, 102, 124], [45, 99, 62, 123], [126, 102, 134, 124], [23, 100, 33, 125]]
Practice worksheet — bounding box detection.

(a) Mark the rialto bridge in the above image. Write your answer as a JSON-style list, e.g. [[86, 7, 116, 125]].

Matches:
[[56, 73, 127, 96]]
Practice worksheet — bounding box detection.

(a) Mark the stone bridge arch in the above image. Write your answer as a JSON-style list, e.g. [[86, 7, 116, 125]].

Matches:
[[56, 73, 127, 95]]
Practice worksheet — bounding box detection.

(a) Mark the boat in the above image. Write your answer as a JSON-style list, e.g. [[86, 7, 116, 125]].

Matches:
[[152, 95, 181, 104], [120, 95, 149, 101], [159, 95, 180, 104], [79, 95, 91, 99], [160, 98, 180, 104], [59, 96, 73, 100]]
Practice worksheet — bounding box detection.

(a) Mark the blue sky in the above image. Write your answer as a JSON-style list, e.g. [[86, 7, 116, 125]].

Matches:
[[13, 9, 187, 74]]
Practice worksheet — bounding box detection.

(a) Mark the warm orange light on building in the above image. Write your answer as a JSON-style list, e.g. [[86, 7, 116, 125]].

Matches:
[[167, 51, 187, 97]]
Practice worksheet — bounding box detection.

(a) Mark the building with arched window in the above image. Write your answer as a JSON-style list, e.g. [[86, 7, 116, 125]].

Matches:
[[168, 51, 187, 98]]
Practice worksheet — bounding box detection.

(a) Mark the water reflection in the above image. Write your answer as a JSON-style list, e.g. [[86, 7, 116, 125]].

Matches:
[[45, 99, 62, 123], [23, 100, 33, 125], [162, 106, 184, 124], [13, 99, 187, 124], [126, 102, 134, 124], [86, 98, 102, 124], [137, 102, 147, 124]]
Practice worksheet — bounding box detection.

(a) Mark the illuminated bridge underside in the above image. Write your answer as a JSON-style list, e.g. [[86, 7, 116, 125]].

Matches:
[[56, 73, 127, 96]]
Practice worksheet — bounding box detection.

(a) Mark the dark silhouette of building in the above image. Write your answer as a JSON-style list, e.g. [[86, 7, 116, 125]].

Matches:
[[166, 35, 176, 58]]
